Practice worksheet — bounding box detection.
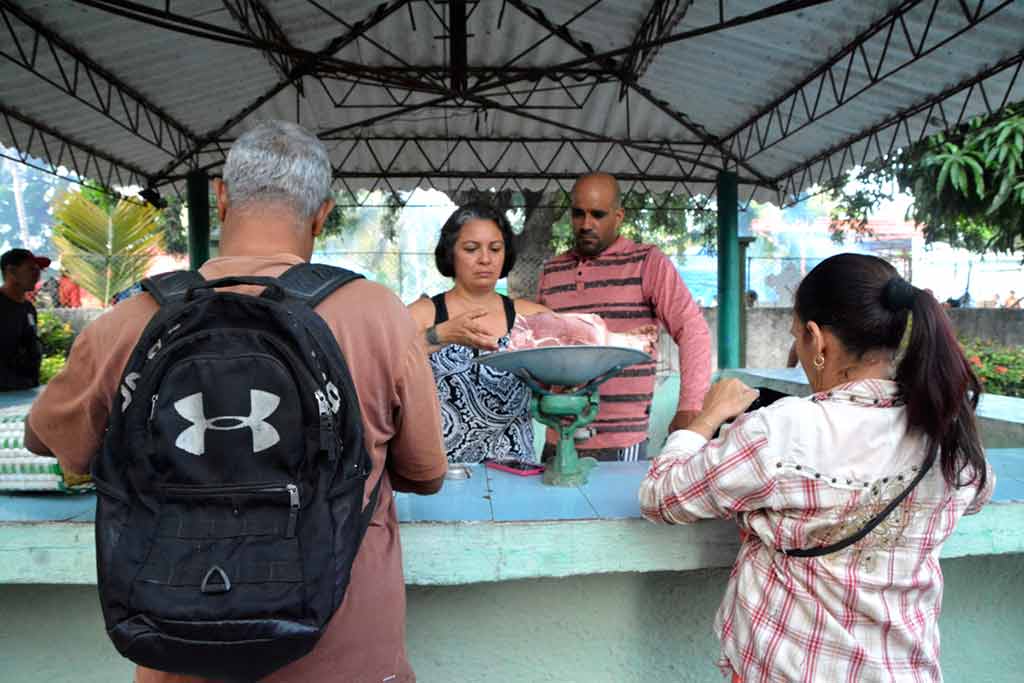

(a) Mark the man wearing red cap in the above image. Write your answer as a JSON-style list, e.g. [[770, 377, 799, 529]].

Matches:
[[1, 248, 50, 390]]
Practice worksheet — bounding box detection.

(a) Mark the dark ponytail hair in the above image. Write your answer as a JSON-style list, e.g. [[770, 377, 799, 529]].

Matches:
[[795, 253, 986, 491]]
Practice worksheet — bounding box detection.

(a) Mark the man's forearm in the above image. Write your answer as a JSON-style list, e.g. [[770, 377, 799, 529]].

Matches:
[[23, 418, 51, 455]]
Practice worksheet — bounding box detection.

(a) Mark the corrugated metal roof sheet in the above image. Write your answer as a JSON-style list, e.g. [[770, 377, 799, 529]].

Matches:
[[2, 0, 1022, 204]]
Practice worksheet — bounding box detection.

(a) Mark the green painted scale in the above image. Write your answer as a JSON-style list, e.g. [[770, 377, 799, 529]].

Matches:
[[474, 346, 651, 486]]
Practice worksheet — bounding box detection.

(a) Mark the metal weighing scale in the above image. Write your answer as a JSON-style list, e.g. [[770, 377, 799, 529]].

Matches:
[[474, 346, 651, 486]]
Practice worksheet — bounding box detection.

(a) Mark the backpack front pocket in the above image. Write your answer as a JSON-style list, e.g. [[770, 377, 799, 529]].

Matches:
[[133, 482, 306, 622]]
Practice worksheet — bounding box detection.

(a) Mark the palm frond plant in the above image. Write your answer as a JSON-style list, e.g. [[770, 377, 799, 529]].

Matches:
[[51, 191, 164, 305]]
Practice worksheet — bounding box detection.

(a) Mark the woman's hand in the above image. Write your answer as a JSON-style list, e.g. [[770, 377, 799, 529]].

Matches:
[[703, 379, 759, 422], [684, 379, 759, 439], [438, 308, 500, 350]]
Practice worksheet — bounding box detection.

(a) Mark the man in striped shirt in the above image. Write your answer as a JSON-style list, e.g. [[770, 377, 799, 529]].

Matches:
[[537, 173, 712, 461]]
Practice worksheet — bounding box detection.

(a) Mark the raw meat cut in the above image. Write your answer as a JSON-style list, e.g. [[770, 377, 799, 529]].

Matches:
[[508, 313, 657, 354]]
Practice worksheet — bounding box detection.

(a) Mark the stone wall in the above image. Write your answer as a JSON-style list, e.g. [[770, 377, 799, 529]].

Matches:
[[47, 305, 1024, 372], [658, 307, 1024, 372]]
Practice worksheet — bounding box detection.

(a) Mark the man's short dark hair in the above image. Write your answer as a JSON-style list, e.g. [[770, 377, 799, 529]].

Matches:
[[434, 203, 517, 279], [2, 248, 48, 274]]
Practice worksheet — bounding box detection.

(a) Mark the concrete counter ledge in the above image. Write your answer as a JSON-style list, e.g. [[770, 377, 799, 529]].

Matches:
[[3, 454, 1024, 586]]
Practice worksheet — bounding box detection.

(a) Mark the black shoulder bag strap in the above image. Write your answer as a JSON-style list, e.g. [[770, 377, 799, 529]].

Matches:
[[141, 270, 206, 306], [785, 444, 937, 558]]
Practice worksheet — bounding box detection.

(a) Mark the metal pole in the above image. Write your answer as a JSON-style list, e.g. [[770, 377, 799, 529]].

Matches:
[[187, 170, 210, 270], [738, 236, 756, 368], [717, 171, 741, 369]]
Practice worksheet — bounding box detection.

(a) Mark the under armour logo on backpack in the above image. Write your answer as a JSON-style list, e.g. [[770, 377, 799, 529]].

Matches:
[[173, 390, 281, 455]]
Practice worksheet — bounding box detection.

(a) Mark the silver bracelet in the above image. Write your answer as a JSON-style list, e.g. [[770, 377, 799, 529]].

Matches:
[[425, 325, 441, 346]]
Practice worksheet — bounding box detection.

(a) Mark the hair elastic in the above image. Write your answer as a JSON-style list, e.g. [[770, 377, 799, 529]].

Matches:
[[883, 276, 917, 311]]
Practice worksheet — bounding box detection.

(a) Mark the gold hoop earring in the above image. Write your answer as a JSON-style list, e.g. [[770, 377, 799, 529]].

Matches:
[[813, 354, 825, 370]]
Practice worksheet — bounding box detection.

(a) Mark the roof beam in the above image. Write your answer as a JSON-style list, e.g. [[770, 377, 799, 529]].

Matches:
[[142, 0, 413, 182], [504, 0, 777, 189], [0, 102, 150, 190], [0, 0, 197, 158], [221, 0, 302, 93], [619, 0, 693, 98], [448, 0, 468, 94], [723, 0, 1018, 164], [477, 0, 835, 93], [771, 49, 1024, 206]]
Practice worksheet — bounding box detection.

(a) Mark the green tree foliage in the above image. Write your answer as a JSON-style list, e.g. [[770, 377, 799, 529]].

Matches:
[[158, 194, 217, 255], [51, 190, 164, 304], [36, 310, 75, 356], [962, 338, 1024, 398], [830, 102, 1024, 253]]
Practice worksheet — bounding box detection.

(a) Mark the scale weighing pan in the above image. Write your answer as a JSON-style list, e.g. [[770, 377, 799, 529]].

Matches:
[[474, 346, 651, 387]]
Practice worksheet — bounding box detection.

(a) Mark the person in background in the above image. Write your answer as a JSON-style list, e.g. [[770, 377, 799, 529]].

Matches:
[[537, 172, 711, 462], [25, 120, 447, 683], [408, 203, 550, 464], [1005, 289, 1021, 309], [0, 248, 49, 390], [639, 253, 993, 682], [745, 289, 758, 307], [58, 269, 83, 308]]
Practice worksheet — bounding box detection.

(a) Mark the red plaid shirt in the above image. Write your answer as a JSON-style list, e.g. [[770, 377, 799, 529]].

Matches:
[[639, 379, 994, 683]]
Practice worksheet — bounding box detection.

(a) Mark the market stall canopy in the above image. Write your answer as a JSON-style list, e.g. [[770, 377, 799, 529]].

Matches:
[[2, 0, 1023, 207]]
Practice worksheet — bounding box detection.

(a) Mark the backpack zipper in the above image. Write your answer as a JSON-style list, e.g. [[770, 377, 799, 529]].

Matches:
[[160, 482, 301, 538], [314, 390, 338, 461], [285, 483, 299, 537]]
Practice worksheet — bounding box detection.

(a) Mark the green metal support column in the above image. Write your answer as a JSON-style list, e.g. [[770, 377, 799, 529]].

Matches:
[[716, 171, 741, 369], [187, 170, 210, 270]]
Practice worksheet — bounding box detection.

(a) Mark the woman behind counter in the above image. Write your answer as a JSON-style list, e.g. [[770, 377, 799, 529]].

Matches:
[[640, 253, 993, 682], [408, 203, 548, 464]]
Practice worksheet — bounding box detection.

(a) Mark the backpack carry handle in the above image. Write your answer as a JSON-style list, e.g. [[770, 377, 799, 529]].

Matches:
[[185, 276, 286, 301]]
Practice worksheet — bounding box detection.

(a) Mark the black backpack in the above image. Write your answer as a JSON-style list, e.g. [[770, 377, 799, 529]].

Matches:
[[91, 263, 379, 681]]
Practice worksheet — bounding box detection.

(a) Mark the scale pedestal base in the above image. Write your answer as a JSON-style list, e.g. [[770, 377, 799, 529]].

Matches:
[[543, 456, 597, 486], [534, 393, 600, 487]]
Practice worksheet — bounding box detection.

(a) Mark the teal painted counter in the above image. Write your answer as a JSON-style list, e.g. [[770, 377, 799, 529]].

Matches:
[[3, 453, 1024, 586], [3, 387, 1024, 682]]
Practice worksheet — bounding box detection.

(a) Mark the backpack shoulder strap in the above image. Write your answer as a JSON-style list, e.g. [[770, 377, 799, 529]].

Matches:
[[275, 263, 365, 309], [141, 270, 206, 306]]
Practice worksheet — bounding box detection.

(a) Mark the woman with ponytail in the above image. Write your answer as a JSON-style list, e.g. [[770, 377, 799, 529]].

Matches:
[[639, 253, 993, 683]]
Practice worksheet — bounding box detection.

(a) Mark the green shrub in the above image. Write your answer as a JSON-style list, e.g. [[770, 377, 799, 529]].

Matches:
[[40, 355, 67, 384], [37, 310, 76, 357], [961, 338, 1024, 398]]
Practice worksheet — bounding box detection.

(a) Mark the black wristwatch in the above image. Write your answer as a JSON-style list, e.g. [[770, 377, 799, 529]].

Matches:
[[425, 325, 441, 346]]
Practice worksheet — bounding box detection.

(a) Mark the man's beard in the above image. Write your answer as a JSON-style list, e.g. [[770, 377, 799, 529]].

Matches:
[[574, 233, 603, 257]]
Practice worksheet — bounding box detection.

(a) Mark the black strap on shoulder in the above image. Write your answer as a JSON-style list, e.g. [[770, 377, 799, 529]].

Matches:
[[359, 475, 384, 533], [785, 444, 937, 558], [274, 263, 364, 309], [431, 293, 449, 324], [141, 271, 206, 306], [500, 294, 517, 332]]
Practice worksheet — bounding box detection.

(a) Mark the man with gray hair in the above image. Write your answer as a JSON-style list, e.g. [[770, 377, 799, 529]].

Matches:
[[26, 120, 447, 682]]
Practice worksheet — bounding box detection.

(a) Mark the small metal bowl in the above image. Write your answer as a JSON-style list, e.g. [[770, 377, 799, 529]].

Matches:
[[444, 463, 472, 480]]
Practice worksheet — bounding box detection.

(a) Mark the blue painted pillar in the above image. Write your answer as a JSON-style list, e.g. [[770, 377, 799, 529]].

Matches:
[[187, 170, 210, 270], [717, 171, 741, 369]]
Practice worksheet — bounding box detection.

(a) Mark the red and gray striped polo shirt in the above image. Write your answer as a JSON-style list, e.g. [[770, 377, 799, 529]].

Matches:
[[536, 237, 711, 451]]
